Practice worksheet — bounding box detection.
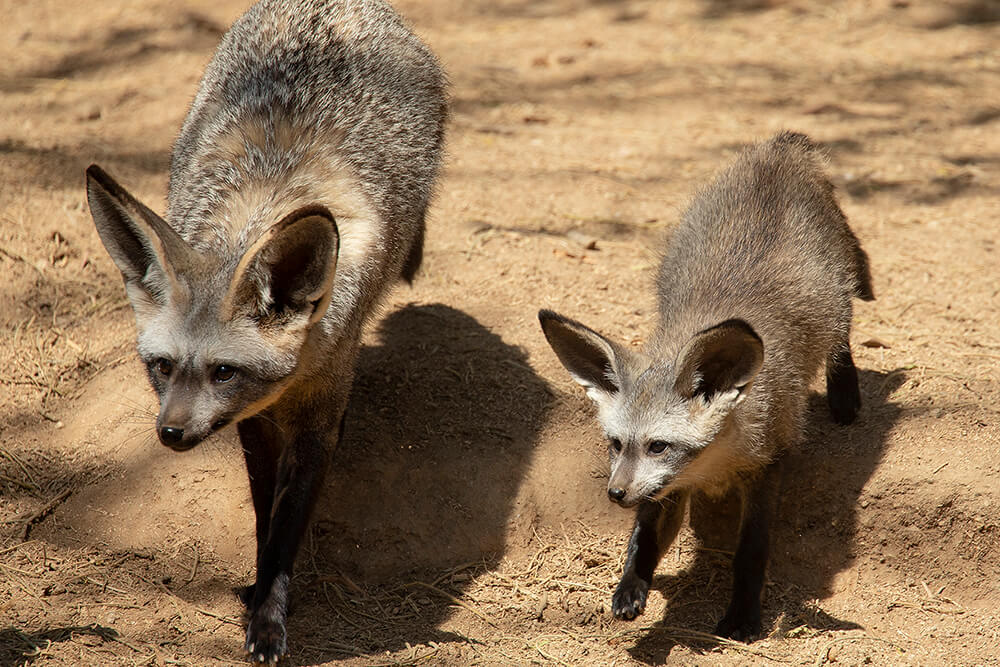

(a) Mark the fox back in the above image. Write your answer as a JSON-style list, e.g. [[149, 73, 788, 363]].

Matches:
[[169, 0, 447, 313]]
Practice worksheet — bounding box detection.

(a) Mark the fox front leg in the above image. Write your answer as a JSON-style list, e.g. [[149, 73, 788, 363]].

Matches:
[[714, 462, 781, 641], [238, 413, 342, 663], [613, 491, 688, 620]]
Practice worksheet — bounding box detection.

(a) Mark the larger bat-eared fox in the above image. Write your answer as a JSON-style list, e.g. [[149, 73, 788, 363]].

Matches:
[[539, 132, 874, 641], [85, 0, 446, 661]]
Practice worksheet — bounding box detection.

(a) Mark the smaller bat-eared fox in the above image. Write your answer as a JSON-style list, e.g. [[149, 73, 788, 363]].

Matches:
[[539, 132, 874, 641], [85, 0, 446, 661]]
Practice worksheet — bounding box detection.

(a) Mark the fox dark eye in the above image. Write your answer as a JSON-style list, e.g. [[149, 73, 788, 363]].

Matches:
[[648, 440, 668, 454], [155, 358, 173, 377], [609, 437, 623, 453], [213, 365, 237, 383]]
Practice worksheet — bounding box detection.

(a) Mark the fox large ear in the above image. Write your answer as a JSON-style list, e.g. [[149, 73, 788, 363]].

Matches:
[[538, 309, 629, 400], [674, 319, 763, 402], [86, 164, 197, 306], [223, 205, 339, 326]]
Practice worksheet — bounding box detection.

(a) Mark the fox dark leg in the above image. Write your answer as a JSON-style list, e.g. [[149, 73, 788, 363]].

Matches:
[[612, 491, 688, 620], [715, 462, 780, 641], [238, 410, 345, 663], [826, 341, 861, 425], [237, 416, 282, 607]]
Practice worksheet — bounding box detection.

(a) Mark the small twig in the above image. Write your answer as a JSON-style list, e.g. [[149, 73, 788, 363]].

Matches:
[[192, 606, 243, 627], [0, 245, 46, 277], [0, 561, 36, 577], [816, 635, 906, 666], [405, 581, 498, 628], [0, 540, 38, 557], [315, 571, 365, 595], [320, 582, 365, 631], [431, 560, 482, 587], [530, 638, 572, 666], [603, 624, 791, 662], [14, 489, 72, 539], [0, 472, 38, 491], [487, 571, 540, 600], [182, 543, 199, 586], [542, 578, 608, 594], [143, 574, 244, 627], [0, 447, 38, 488], [301, 639, 366, 658], [84, 576, 131, 596]]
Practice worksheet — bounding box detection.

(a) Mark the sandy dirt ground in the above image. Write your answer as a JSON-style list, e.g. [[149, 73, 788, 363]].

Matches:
[[2, 0, 999, 665]]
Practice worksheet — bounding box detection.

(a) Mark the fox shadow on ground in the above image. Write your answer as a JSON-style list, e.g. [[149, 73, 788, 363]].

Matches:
[[282, 303, 553, 665], [625, 367, 907, 664], [0, 624, 118, 666], [0, 137, 169, 194], [0, 301, 548, 665], [5, 11, 224, 85]]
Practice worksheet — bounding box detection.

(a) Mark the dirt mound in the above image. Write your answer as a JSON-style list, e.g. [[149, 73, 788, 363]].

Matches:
[[3, 0, 999, 665]]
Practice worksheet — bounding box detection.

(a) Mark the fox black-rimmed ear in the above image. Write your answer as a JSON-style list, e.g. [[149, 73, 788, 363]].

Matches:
[[86, 164, 198, 304], [538, 309, 626, 396], [674, 319, 763, 401], [223, 205, 339, 326]]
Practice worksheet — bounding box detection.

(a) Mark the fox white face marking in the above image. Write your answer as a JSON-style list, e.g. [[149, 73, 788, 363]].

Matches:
[[539, 311, 763, 506]]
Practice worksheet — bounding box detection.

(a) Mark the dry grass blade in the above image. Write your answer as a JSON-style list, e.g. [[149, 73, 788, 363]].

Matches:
[[0, 447, 39, 490], [192, 606, 243, 627], [404, 581, 498, 628], [0, 540, 39, 557], [0, 245, 46, 277], [815, 635, 907, 666], [603, 625, 793, 662], [0, 471, 38, 492], [529, 637, 572, 666], [4, 488, 72, 539]]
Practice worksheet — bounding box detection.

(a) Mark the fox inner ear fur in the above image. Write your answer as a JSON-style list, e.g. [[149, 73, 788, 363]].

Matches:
[[85, 164, 197, 306], [674, 319, 764, 401], [538, 309, 624, 396], [224, 206, 339, 326]]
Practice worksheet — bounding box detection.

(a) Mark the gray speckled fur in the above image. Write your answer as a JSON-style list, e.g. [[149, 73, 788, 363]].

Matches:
[[169, 0, 446, 341], [650, 131, 874, 475]]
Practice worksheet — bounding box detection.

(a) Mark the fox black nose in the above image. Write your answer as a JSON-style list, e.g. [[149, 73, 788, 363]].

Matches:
[[608, 487, 626, 502], [160, 426, 184, 445]]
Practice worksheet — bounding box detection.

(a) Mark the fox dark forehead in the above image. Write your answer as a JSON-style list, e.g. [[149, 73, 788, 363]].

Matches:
[[182, 268, 237, 326], [625, 361, 677, 400]]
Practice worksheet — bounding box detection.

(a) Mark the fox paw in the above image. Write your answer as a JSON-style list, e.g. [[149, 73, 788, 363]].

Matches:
[[245, 609, 287, 664], [612, 574, 649, 620], [714, 608, 761, 642]]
